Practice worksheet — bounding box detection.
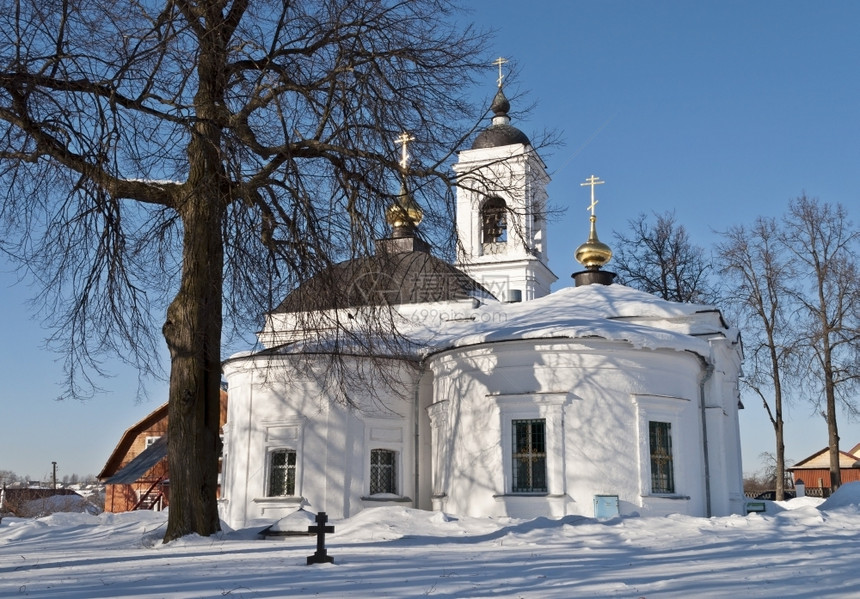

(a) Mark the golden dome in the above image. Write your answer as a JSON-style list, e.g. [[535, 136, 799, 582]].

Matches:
[[385, 183, 423, 234], [575, 215, 612, 269]]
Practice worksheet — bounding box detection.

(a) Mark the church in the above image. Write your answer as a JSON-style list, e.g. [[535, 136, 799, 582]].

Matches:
[[219, 76, 745, 529]]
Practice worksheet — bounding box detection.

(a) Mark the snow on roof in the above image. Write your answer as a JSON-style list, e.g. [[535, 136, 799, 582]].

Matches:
[[413, 284, 732, 359], [237, 283, 736, 363]]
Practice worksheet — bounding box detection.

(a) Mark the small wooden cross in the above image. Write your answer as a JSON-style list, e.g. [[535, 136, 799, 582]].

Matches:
[[395, 131, 414, 171], [307, 511, 335, 565], [492, 56, 508, 88], [580, 175, 605, 216]]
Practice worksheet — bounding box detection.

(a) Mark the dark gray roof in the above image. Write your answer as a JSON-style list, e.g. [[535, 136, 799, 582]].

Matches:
[[104, 435, 168, 484], [274, 245, 493, 313]]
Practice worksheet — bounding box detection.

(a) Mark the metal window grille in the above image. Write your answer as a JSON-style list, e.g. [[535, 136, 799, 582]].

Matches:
[[267, 449, 296, 496], [512, 419, 547, 493], [370, 449, 397, 495], [649, 421, 675, 494]]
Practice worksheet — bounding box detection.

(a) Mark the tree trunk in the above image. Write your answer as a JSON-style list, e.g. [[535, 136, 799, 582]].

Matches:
[[826, 383, 841, 492], [767, 325, 787, 500], [162, 193, 224, 542], [775, 419, 785, 500]]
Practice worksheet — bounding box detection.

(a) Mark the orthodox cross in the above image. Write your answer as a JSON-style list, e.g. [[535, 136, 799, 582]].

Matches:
[[396, 131, 414, 171], [580, 175, 605, 216], [307, 511, 335, 565], [492, 56, 508, 88]]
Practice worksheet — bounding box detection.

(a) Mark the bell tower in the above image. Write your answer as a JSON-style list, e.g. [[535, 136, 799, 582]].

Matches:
[[453, 59, 556, 302]]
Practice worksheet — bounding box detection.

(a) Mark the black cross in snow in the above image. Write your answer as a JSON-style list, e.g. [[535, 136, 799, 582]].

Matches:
[[307, 511, 335, 565]]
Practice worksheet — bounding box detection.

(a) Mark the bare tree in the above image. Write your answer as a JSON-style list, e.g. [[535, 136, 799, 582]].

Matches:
[[717, 217, 796, 500], [612, 211, 717, 303], [0, 0, 489, 541], [781, 195, 860, 491]]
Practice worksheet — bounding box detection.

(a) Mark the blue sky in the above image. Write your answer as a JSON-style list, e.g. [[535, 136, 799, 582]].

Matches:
[[2, 1, 860, 480]]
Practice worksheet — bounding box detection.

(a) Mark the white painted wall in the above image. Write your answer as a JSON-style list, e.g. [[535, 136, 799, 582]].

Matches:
[[221, 291, 744, 529]]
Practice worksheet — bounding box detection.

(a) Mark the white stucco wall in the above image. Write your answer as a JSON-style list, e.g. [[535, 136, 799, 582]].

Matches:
[[220, 355, 421, 528], [220, 284, 744, 528], [426, 338, 738, 519]]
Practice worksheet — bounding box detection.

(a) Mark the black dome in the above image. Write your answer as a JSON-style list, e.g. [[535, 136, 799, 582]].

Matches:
[[472, 124, 531, 149], [275, 249, 493, 313], [470, 87, 530, 149]]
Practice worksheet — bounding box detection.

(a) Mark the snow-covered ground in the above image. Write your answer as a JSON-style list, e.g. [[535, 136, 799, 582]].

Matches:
[[3, 484, 860, 598]]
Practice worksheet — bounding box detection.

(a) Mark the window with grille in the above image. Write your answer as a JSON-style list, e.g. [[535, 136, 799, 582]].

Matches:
[[512, 419, 547, 493], [267, 449, 296, 496], [370, 449, 397, 495], [649, 421, 675, 494]]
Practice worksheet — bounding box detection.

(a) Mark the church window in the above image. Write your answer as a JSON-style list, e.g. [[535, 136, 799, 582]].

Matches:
[[511, 419, 547, 493], [267, 449, 297, 497], [370, 449, 397, 495], [481, 197, 507, 244], [649, 421, 674, 494]]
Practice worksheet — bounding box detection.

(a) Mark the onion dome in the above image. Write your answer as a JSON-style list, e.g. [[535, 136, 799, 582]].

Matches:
[[575, 216, 613, 269], [385, 181, 424, 238], [472, 87, 531, 150], [572, 175, 616, 286]]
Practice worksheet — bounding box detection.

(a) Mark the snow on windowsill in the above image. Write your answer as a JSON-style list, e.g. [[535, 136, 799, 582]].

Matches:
[[253, 496, 305, 504], [361, 494, 412, 502]]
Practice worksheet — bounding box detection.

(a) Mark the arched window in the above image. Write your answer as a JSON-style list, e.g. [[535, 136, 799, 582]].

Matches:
[[481, 197, 507, 244]]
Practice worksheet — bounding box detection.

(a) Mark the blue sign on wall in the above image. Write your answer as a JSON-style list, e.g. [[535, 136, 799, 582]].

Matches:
[[593, 494, 619, 519]]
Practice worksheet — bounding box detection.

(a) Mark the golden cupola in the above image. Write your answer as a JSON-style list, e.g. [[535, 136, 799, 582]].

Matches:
[[386, 180, 424, 238], [385, 131, 424, 239], [575, 215, 613, 268], [572, 175, 616, 286]]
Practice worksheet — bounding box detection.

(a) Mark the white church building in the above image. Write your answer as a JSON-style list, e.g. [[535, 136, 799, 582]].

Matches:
[[219, 81, 745, 529]]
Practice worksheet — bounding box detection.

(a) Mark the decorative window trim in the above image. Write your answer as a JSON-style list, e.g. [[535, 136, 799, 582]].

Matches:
[[631, 395, 688, 498], [492, 392, 575, 497], [254, 418, 306, 501], [362, 419, 409, 501]]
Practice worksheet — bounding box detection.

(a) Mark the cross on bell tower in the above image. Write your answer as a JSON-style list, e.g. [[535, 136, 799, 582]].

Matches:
[[452, 59, 556, 302]]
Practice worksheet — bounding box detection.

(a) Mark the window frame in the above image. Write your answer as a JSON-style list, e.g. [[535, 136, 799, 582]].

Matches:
[[494, 393, 573, 497], [361, 419, 409, 501], [632, 395, 687, 498], [369, 448, 398, 496], [511, 418, 548, 493], [255, 418, 306, 503], [266, 447, 297, 497], [648, 421, 675, 495]]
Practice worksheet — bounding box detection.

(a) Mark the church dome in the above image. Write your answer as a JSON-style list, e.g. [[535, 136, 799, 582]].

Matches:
[[471, 87, 531, 149], [274, 249, 493, 313]]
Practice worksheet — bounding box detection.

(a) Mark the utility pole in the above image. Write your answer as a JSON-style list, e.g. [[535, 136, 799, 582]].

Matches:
[[52, 462, 57, 490]]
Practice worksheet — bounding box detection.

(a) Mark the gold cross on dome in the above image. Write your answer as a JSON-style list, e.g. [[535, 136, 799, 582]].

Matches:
[[395, 131, 415, 170], [492, 56, 508, 88], [580, 175, 605, 216]]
